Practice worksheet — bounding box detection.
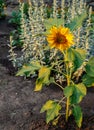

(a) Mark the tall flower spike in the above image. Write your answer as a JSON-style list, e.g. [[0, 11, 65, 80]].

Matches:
[[8, 36, 17, 67], [61, 0, 65, 26], [71, 0, 76, 19], [79, 0, 84, 14], [76, 27, 81, 48], [85, 7, 92, 51], [53, 0, 57, 18]]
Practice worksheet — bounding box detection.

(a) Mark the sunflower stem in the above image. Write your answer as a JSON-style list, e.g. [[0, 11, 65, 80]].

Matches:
[[66, 77, 70, 121], [65, 50, 70, 122]]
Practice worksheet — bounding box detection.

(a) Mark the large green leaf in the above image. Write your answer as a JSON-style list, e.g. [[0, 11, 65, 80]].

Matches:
[[66, 11, 87, 31], [75, 49, 87, 60], [73, 50, 85, 70], [72, 105, 83, 128], [34, 66, 51, 91], [82, 74, 94, 87], [67, 48, 86, 71], [16, 61, 41, 77], [67, 48, 75, 61], [85, 57, 94, 77], [70, 83, 87, 104], [64, 85, 74, 97], [40, 100, 61, 123], [44, 18, 63, 32], [40, 100, 54, 112]]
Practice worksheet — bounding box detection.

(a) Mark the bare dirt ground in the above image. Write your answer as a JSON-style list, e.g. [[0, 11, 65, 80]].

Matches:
[[0, 3, 94, 130]]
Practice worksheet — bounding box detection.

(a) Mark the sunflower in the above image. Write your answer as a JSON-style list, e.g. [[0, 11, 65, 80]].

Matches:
[[47, 26, 74, 51]]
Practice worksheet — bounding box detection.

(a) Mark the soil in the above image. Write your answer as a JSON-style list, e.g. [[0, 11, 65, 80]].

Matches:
[[0, 2, 94, 130]]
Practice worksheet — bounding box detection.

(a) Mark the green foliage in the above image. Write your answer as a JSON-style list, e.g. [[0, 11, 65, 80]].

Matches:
[[16, 61, 41, 77], [82, 57, 94, 87], [66, 12, 87, 31], [45, 6, 53, 18], [85, 57, 94, 77], [10, 30, 23, 47], [82, 74, 94, 87], [35, 66, 51, 91], [0, 0, 5, 19], [9, 11, 21, 26], [64, 83, 86, 127], [40, 100, 61, 123], [91, 13, 94, 28], [67, 48, 86, 71], [9, 2, 29, 47], [9, 2, 29, 26], [44, 18, 64, 32], [70, 83, 87, 104], [64, 85, 74, 97], [9, 10, 22, 47], [72, 105, 83, 128]]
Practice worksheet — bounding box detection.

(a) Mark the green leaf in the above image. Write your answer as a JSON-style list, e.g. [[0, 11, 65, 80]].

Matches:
[[82, 74, 94, 87], [38, 66, 51, 83], [16, 61, 41, 77], [41, 100, 61, 123], [85, 65, 94, 77], [67, 48, 75, 61], [44, 18, 63, 32], [40, 100, 54, 113], [85, 57, 94, 77], [76, 83, 87, 96], [34, 78, 43, 91], [86, 57, 94, 65], [70, 83, 87, 104], [64, 85, 74, 97], [66, 11, 87, 31], [67, 48, 86, 71], [34, 66, 51, 91], [46, 105, 61, 123], [75, 48, 87, 60], [72, 105, 83, 128], [73, 51, 85, 70]]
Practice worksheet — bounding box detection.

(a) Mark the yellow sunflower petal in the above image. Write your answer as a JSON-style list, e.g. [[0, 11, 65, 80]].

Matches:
[[47, 26, 74, 51]]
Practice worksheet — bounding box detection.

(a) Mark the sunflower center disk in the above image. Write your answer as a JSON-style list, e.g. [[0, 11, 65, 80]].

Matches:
[[55, 33, 67, 44]]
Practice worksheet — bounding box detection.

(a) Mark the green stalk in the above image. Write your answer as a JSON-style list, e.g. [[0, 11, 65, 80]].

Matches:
[[66, 75, 70, 121], [64, 50, 71, 121]]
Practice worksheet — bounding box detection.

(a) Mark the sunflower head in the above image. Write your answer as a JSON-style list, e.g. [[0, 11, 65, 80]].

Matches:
[[47, 26, 74, 51]]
